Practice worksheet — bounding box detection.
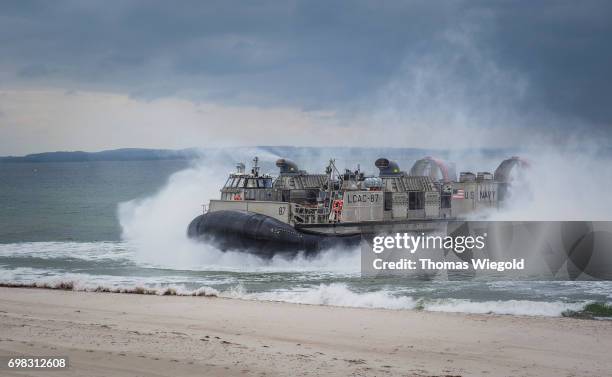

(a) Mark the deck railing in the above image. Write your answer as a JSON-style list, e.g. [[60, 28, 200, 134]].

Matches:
[[290, 203, 330, 224]]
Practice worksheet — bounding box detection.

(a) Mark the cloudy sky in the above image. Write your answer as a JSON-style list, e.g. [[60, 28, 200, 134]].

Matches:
[[1, 0, 611, 155]]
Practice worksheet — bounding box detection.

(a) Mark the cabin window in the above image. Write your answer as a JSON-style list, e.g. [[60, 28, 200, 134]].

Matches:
[[282, 190, 290, 202], [235, 177, 244, 188], [247, 179, 257, 188], [256, 178, 272, 188], [384, 192, 393, 211], [245, 190, 255, 200], [408, 192, 424, 210], [441, 194, 451, 209]]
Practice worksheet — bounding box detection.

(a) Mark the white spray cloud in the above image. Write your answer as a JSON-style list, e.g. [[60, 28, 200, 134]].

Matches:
[[494, 147, 612, 220], [117, 151, 362, 272]]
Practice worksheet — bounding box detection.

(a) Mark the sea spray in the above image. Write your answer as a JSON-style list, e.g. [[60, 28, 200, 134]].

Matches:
[[489, 147, 612, 221], [117, 160, 227, 269], [116, 154, 362, 272]]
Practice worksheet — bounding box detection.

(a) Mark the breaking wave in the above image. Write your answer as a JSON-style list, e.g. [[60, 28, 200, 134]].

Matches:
[[2, 239, 611, 317], [232, 283, 418, 310], [0, 240, 361, 274], [234, 283, 587, 317], [0, 241, 131, 261], [0, 271, 591, 317], [4, 280, 591, 317]]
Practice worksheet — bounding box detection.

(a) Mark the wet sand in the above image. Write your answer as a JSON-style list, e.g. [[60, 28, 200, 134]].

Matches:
[[1, 287, 611, 376]]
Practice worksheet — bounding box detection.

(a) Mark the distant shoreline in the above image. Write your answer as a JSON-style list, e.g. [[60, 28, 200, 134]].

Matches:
[[0, 148, 201, 163], [0, 146, 520, 163]]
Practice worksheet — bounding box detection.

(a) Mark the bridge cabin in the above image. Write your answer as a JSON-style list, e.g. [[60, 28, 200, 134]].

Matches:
[[219, 159, 274, 202]]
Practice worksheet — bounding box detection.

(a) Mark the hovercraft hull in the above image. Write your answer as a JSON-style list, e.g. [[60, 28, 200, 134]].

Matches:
[[187, 210, 360, 258]]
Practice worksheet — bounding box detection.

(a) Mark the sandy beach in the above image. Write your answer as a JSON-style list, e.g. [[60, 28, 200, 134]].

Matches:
[[0, 287, 611, 377]]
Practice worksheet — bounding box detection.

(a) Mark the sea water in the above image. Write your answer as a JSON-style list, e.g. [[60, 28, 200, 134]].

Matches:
[[1, 159, 611, 317]]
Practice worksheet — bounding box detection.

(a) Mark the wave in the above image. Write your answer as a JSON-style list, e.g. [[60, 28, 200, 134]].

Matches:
[[0, 277, 590, 317], [237, 283, 587, 316], [0, 281, 219, 297], [423, 298, 585, 317], [233, 283, 418, 310], [0, 266, 237, 290], [0, 240, 361, 274], [0, 241, 131, 261]]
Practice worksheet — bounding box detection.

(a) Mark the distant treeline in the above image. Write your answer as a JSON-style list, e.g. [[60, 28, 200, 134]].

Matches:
[[0, 148, 201, 163], [0, 146, 524, 164]]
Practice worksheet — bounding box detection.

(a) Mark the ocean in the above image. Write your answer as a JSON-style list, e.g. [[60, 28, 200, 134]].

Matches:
[[1, 159, 611, 317]]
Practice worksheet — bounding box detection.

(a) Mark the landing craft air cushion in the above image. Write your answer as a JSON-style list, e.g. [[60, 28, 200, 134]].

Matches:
[[187, 156, 528, 257]]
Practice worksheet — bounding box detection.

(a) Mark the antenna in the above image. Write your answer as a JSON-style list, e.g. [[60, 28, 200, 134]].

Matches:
[[252, 156, 260, 176]]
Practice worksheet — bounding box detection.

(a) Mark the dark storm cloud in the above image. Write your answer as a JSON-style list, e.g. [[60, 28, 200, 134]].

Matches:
[[481, 1, 612, 127], [1, 0, 611, 128]]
